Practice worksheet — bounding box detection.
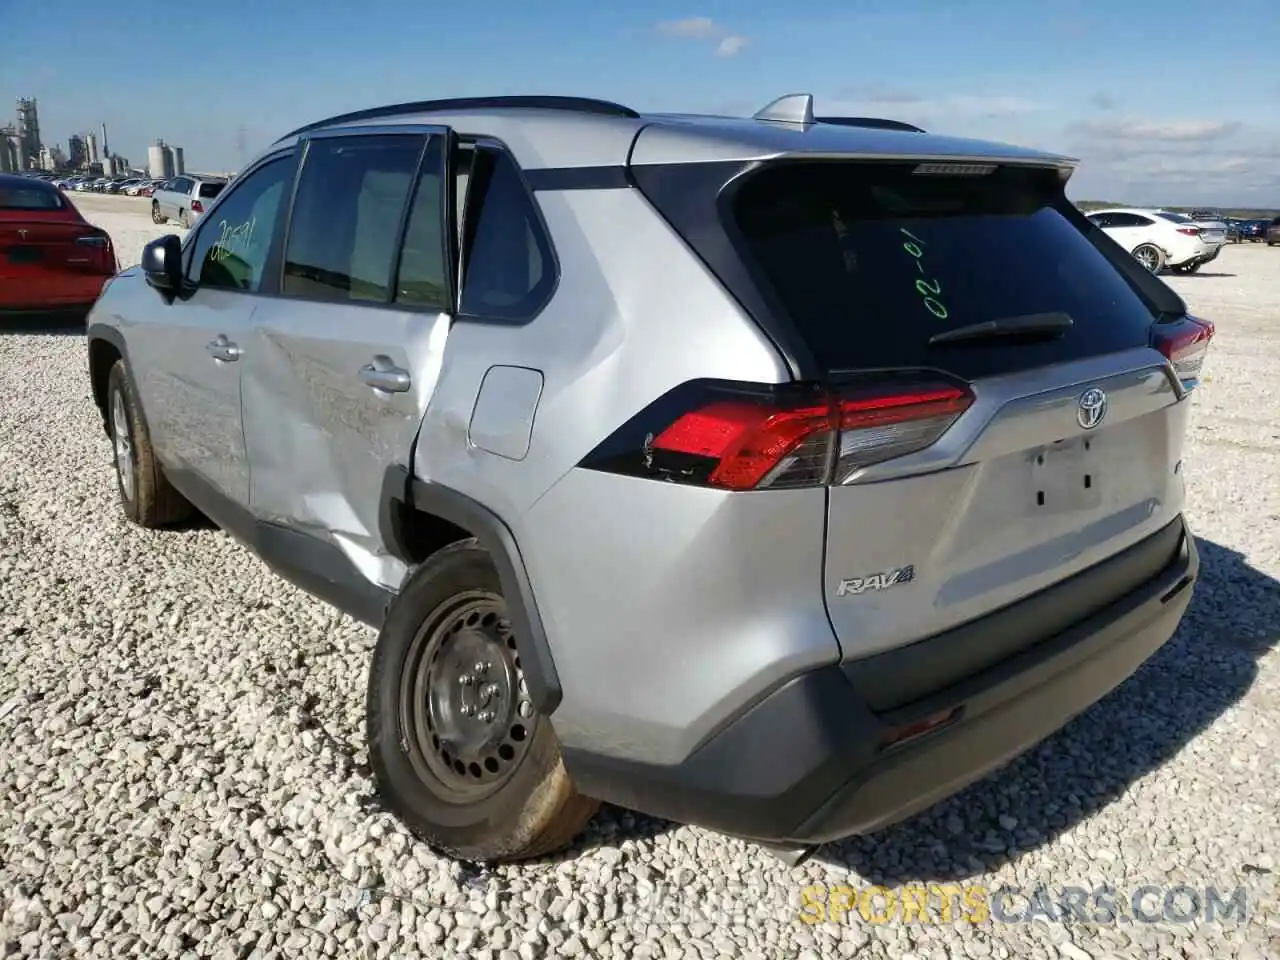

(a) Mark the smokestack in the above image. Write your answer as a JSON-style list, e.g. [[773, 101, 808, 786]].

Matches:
[[101, 122, 109, 157]]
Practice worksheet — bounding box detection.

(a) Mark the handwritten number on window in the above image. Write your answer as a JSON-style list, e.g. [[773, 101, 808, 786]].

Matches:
[[900, 227, 949, 319]]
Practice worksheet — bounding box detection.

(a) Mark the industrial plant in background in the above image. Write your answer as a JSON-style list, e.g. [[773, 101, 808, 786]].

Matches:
[[148, 139, 186, 180], [0, 100, 133, 176]]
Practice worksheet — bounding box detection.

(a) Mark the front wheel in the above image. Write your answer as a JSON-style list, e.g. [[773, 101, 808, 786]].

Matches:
[[1131, 243, 1165, 274], [106, 359, 194, 528], [151, 202, 166, 225], [366, 539, 599, 863]]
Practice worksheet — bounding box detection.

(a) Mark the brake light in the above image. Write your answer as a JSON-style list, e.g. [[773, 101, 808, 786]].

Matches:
[[585, 378, 974, 490], [1176, 227, 1201, 236], [76, 232, 116, 274], [1152, 316, 1214, 390], [191, 201, 204, 213]]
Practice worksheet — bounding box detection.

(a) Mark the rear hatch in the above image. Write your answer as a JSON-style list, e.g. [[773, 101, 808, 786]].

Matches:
[[635, 155, 1201, 669], [734, 160, 1195, 661]]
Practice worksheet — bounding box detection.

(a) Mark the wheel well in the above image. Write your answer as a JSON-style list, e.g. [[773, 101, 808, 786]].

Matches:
[[396, 503, 474, 564], [88, 338, 122, 436]]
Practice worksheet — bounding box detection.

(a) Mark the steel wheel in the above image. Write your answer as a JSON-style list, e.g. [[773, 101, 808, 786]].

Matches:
[[400, 591, 534, 802], [111, 386, 135, 503]]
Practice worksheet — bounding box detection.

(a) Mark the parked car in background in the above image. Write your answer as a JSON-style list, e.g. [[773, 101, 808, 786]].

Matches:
[[0, 172, 117, 320], [1086, 207, 1224, 273], [1169, 209, 1229, 247], [1237, 219, 1268, 242], [1267, 217, 1280, 246], [86, 93, 1211, 865], [151, 175, 228, 228]]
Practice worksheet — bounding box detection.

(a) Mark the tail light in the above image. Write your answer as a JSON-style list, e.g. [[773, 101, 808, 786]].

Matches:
[[76, 231, 116, 274], [579, 377, 974, 491], [1152, 315, 1214, 390], [1175, 227, 1201, 236], [191, 200, 204, 214]]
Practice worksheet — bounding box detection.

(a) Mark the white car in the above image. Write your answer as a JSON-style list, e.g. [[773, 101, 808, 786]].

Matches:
[[1086, 207, 1225, 275]]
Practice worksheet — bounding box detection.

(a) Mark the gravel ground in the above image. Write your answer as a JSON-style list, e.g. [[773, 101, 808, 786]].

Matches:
[[1, 197, 1277, 959]]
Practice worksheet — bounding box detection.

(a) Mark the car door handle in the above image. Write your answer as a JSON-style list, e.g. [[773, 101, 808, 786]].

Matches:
[[206, 336, 241, 362], [358, 360, 411, 393]]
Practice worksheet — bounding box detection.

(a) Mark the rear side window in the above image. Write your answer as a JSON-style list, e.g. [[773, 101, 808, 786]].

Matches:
[[730, 161, 1161, 379], [0, 185, 64, 210], [283, 134, 424, 303], [457, 148, 555, 322]]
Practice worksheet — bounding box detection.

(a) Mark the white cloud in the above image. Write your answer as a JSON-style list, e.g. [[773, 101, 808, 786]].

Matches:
[[830, 91, 1044, 119], [715, 35, 749, 57], [1063, 118, 1279, 206], [1072, 117, 1242, 142], [656, 16, 749, 57], [657, 17, 721, 39]]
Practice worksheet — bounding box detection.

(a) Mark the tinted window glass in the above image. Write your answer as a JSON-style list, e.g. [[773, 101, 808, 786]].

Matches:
[[0, 185, 64, 210], [1156, 212, 1192, 223], [198, 181, 226, 199], [731, 161, 1159, 377], [283, 134, 424, 303], [186, 155, 293, 292], [458, 148, 555, 321], [393, 137, 449, 310]]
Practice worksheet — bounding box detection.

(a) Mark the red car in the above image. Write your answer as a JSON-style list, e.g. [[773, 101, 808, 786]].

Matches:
[[0, 173, 118, 319]]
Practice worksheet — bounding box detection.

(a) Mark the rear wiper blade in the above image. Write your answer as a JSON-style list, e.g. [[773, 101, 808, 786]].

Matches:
[[928, 312, 1074, 346]]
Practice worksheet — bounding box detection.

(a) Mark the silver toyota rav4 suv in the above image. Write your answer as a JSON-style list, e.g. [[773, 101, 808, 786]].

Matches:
[[85, 94, 1213, 865]]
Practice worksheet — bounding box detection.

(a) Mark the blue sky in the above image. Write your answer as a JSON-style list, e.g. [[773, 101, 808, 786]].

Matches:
[[3, 0, 1278, 205]]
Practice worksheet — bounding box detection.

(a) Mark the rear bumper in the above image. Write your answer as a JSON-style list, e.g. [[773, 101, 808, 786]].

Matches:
[[562, 515, 1198, 845]]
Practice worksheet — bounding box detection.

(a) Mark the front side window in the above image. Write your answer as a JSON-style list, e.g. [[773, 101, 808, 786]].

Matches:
[[283, 134, 426, 303], [185, 154, 294, 292], [392, 136, 450, 310]]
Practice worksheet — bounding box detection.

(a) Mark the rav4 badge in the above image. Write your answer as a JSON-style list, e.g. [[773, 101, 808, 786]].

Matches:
[[837, 565, 916, 597]]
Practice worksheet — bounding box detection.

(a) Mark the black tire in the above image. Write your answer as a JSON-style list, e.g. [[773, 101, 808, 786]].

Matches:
[[367, 539, 598, 863], [106, 359, 194, 528], [1131, 243, 1165, 274], [151, 202, 166, 225]]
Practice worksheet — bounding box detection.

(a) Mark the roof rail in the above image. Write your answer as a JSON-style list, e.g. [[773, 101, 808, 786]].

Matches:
[[815, 116, 926, 133], [275, 95, 641, 143]]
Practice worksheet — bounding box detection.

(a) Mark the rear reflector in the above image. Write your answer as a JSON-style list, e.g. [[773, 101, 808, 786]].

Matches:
[[586, 377, 974, 491], [880, 707, 963, 750], [1152, 315, 1214, 390]]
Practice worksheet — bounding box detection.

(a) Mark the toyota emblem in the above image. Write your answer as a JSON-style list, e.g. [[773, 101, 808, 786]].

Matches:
[[1077, 387, 1108, 430]]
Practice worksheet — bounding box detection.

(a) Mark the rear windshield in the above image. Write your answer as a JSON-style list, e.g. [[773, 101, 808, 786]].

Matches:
[[730, 161, 1160, 378], [199, 181, 226, 199], [0, 185, 65, 210], [1157, 211, 1192, 223]]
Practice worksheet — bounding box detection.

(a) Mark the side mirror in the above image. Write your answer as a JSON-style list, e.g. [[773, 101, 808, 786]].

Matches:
[[141, 235, 183, 294]]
